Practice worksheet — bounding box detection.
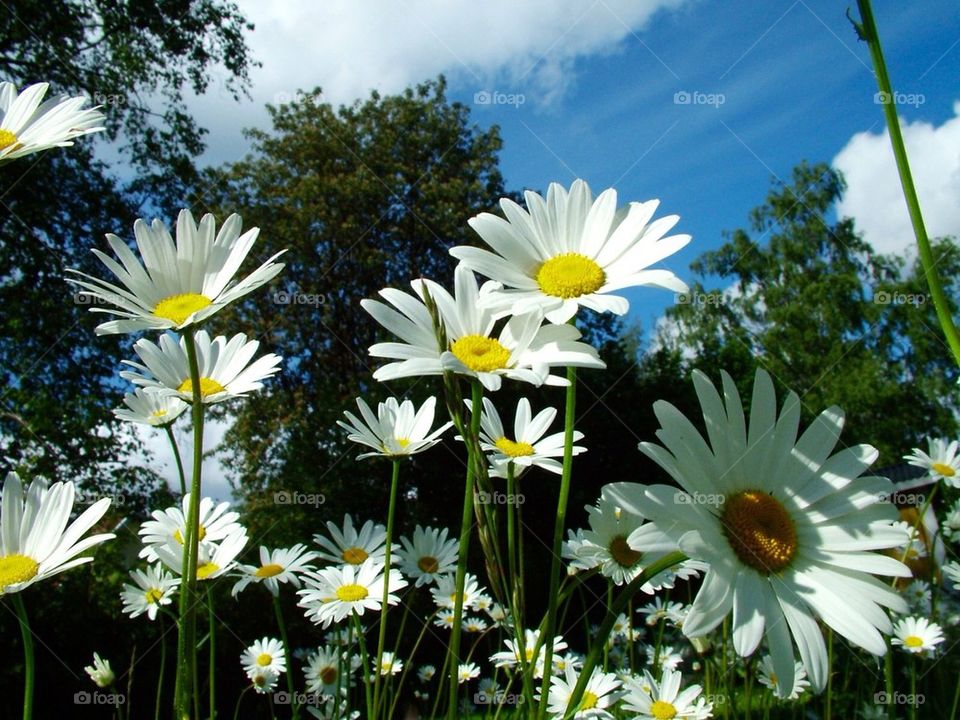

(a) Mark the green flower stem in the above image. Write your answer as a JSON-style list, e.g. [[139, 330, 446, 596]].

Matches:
[[174, 327, 206, 720], [155, 616, 167, 720], [272, 594, 298, 719], [232, 686, 251, 720], [352, 612, 373, 719], [388, 609, 438, 720], [207, 586, 216, 720], [909, 654, 917, 720], [561, 551, 686, 719], [446, 381, 483, 720], [950, 666, 960, 720], [537, 365, 578, 720], [854, 0, 960, 368], [164, 424, 187, 497], [429, 635, 454, 720], [505, 464, 536, 708], [12, 593, 34, 720], [373, 459, 401, 719], [884, 641, 895, 720]]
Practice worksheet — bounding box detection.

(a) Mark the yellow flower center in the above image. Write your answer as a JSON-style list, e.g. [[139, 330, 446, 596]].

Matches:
[[536, 253, 606, 299], [904, 635, 924, 648], [418, 556, 440, 574], [0, 129, 19, 151], [256, 652, 273, 666], [173, 525, 207, 545], [151, 409, 168, 418], [397, 438, 410, 448], [580, 691, 599, 710], [0, 554, 39, 588], [721, 491, 798, 574], [320, 666, 338, 685], [336, 583, 369, 602], [931, 462, 956, 477], [450, 335, 511, 373], [650, 700, 678, 719], [495, 437, 535, 458], [255, 563, 284, 578], [153, 293, 213, 326], [176, 377, 226, 398], [145, 588, 165, 605], [525, 648, 535, 662], [253, 673, 267, 687], [196, 562, 220, 580], [609, 535, 642, 568], [342, 546, 368, 564]]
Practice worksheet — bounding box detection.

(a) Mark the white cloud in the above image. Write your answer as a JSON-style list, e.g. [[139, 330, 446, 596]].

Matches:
[[833, 101, 960, 257]]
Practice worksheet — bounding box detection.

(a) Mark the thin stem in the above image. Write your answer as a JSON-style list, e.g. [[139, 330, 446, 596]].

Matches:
[[12, 594, 34, 720], [388, 609, 438, 720], [373, 459, 401, 719], [950, 665, 960, 720], [537, 365, 577, 720], [164, 424, 187, 497], [232, 685, 251, 720], [352, 612, 373, 719], [207, 587, 216, 720], [155, 617, 167, 720], [884, 641, 895, 720], [272, 593, 298, 718], [909, 654, 917, 720]]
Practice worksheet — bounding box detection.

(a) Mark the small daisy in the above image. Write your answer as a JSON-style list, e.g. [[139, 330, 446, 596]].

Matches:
[[944, 560, 960, 586], [120, 564, 178, 620], [902, 579, 932, 615], [468, 397, 584, 477], [486, 603, 509, 626], [304, 647, 346, 694], [757, 655, 809, 701], [232, 544, 317, 597], [544, 665, 621, 719], [113, 388, 188, 427], [154, 526, 248, 581], [621, 668, 713, 720], [463, 617, 489, 633], [905, 438, 960, 487], [67, 209, 285, 336], [242, 637, 287, 677], [0, 81, 104, 162], [397, 525, 458, 587], [418, 665, 436, 683], [313, 514, 390, 567], [638, 598, 686, 628], [84, 652, 114, 688], [433, 609, 457, 630], [451, 179, 689, 324], [338, 396, 452, 459], [377, 651, 402, 676], [0, 473, 115, 595], [457, 662, 480, 684], [297, 558, 407, 628], [477, 677, 499, 702], [490, 628, 568, 679], [645, 645, 684, 671], [941, 499, 960, 540], [249, 667, 280, 695], [553, 652, 584, 674], [431, 572, 485, 611], [891, 616, 945, 655], [120, 331, 282, 405], [139, 494, 243, 562], [563, 528, 596, 574], [361, 263, 604, 391]]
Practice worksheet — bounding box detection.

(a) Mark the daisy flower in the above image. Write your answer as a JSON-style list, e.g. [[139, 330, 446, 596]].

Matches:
[[249, 667, 280, 695], [232, 544, 317, 597], [457, 662, 480, 684], [645, 645, 684, 671], [338, 396, 452, 459], [120, 564, 178, 620], [467, 397, 584, 477], [562, 528, 596, 574], [297, 558, 407, 628], [418, 665, 436, 683], [242, 637, 287, 677], [553, 652, 584, 673], [0, 472, 115, 595], [0, 81, 104, 162], [431, 572, 485, 611], [377, 651, 402, 676], [941, 500, 960, 540], [902, 579, 931, 615], [361, 263, 604, 391], [433, 609, 457, 630], [451, 179, 689, 324], [138, 494, 243, 562], [120, 331, 282, 405], [606, 369, 911, 697], [154, 526, 248, 581], [304, 647, 346, 694], [544, 665, 621, 719], [891, 616, 945, 655], [757, 655, 809, 700], [113, 388, 188, 427], [463, 617, 488, 633], [904, 438, 960, 487], [396, 525, 458, 587], [638, 597, 687, 628], [313, 515, 391, 567], [67, 209, 285, 335], [621, 668, 713, 719], [490, 628, 568, 679], [944, 560, 960, 586], [84, 653, 114, 688]]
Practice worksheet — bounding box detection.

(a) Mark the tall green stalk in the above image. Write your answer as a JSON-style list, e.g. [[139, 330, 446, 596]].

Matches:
[[272, 594, 298, 718], [207, 586, 216, 720], [537, 365, 577, 720], [155, 616, 168, 720], [853, 0, 960, 367], [373, 459, 401, 718], [12, 593, 34, 720], [164, 424, 187, 497]]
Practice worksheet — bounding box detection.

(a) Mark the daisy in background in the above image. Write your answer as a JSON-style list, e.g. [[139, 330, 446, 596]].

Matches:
[[621, 668, 713, 720], [433, 609, 456, 630], [644, 645, 684, 671], [0, 472, 115, 595], [120, 330, 282, 405], [377, 651, 402, 676], [543, 665, 622, 719], [313, 514, 392, 567], [606, 369, 911, 697], [67, 209, 285, 336], [944, 560, 960, 586], [0, 81, 104, 162], [457, 662, 480, 684], [637, 597, 687, 628], [463, 617, 488, 633], [418, 665, 436, 683], [757, 655, 809, 700], [941, 499, 960, 540], [232, 544, 317, 597], [153, 525, 248, 581], [120, 564, 178, 620], [84, 652, 114, 688], [891, 616, 945, 655], [396, 525, 458, 587], [361, 263, 604, 391], [466, 397, 584, 477], [248, 667, 280, 695], [139, 493, 243, 562], [298, 558, 407, 628], [490, 628, 568, 679], [304, 646, 354, 694], [338, 395, 452, 459], [451, 179, 689, 324], [902, 579, 932, 615], [242, 637, 287, 678], [431, 572, 486, 611], [904, 437, 960, 487], [113, 388, 188, 427]]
